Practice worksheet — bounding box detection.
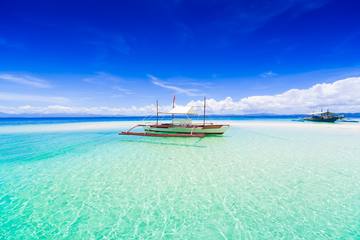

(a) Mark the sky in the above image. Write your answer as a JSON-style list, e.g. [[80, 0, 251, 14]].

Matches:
[[1, 0, 360, 115]]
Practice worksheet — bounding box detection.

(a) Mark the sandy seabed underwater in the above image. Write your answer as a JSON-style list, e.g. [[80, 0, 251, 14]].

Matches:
[[1, 120, 360, 239]]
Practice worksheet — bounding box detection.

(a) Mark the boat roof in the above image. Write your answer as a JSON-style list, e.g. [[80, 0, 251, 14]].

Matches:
[[308, 111, 326, 115], [308, 111, 335, 115], [159, 106, 197, 115]]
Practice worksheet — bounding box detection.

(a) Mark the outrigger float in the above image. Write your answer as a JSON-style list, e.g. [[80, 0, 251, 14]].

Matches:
[[120, 97, 229, 138]]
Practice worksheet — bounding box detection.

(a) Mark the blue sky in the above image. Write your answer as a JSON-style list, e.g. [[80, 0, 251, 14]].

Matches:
[[1, 0, 360, 115]]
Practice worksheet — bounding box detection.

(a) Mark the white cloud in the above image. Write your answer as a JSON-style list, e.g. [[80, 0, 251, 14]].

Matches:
[[1, 77, 360, 115], [149, 74, 203, 96], [112, 86, 133, 95], [82, 72, 123, 84], [0, 104, 156, 116], [0, 92, 68, 104], [0, 73, 51, 88], [260, 71, 277, 78], [83, 72, 133, 95], [186, 77, 360, 114]]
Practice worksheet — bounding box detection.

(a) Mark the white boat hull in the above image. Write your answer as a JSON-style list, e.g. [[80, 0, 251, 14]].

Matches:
[[144, 125, 229, 134]]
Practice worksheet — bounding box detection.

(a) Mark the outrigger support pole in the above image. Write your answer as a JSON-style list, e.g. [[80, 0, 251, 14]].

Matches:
[[156, 100, 159, 126], [203, 96, 206, 126]]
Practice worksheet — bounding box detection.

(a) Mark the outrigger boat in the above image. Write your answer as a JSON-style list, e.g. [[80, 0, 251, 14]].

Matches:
[[120, 97, 229, 138], [303, 110, 344, 123]]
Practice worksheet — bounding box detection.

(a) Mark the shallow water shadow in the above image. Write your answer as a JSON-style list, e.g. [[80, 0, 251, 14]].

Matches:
[[117, 138, 207, 148], [239, 128, 290, 141]]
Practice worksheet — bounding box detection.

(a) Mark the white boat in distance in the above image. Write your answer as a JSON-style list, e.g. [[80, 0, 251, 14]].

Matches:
[[120, 97, 230, 137]]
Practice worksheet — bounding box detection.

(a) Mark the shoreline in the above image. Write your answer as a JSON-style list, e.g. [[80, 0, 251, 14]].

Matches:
[[0, 119, 359, 134]]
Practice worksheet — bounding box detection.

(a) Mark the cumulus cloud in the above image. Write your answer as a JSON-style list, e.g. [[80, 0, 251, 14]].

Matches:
[[187, 77, 360, 114], [0, 73, 51, 88], [1, 77, 360, 115]]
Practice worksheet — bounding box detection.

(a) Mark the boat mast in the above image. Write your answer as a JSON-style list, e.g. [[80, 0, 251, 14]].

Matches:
[[156, 100, 159, 126], [203, 96, 206, 126], [172, 95, 175, 123]]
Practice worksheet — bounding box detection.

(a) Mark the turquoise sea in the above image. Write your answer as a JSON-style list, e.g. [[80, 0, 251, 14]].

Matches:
[[1, 117, 360, 239]]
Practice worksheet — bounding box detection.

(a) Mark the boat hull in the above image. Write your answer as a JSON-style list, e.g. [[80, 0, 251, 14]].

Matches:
[[144, 124, 229, 134], [303, 117, 339, 123], [120, 131, 205, 137]]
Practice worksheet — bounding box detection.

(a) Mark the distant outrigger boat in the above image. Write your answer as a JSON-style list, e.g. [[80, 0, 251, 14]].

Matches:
[[303, 110, 344, 123], [120, 97, 230, 138]]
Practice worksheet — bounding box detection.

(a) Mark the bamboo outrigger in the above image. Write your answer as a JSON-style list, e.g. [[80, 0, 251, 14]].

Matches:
[[119, 97, 229, 138]]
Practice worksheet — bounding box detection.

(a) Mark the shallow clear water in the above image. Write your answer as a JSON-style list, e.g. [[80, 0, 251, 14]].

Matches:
[[1, 121, 360, 239]]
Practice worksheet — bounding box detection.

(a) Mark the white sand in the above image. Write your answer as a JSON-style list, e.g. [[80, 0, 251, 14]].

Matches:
[[0, 120, 359, 134], [0, 121, 134, 134]]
